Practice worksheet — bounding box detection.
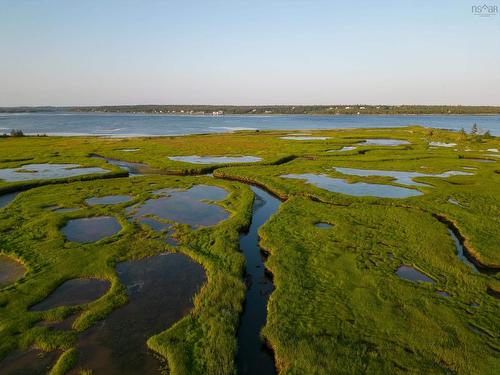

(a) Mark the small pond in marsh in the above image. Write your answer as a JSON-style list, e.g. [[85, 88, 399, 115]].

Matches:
[[280, 136, 330, 140], [0, 164, 107, 182], [127, 185, 229, 228], [168, 155, 262, 164], [70, 253, 206, 375], [396, 266, 434, 283], [281, 173, 422, 198], [359, 139, 409, 146], [314, 223, 333, 228], [0, 192, 19, 209], [30, 278, 110, 311], [0, 255, 26, 288], [85, 195, 133, 206], [61, 216, 122, 243], [333, 167, 472, 187]]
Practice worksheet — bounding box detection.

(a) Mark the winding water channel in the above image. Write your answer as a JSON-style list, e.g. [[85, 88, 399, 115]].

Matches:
[[236, 186, 280, 375]]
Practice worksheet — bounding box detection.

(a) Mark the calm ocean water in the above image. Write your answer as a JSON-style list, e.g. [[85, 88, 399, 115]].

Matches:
[[0, 113, 499, 136]]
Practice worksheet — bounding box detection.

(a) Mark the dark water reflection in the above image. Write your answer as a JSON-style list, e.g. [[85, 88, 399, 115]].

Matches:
[[0, 192, 19, 209], [61, 216, 121, 243], [0, 348, 61, 375], [396, 266, 434, 283], [128, 185, 228, 229], [30, 279, 110, 311], [70, 253, 206, 375]]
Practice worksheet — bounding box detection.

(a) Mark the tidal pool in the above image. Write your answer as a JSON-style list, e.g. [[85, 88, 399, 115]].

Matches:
[[85, 195, 133, 206], [54, 207, 79, 213], [30, 278, 110, 311], [0, 348, 61, 375], [428, 142, 457, 147], [359, 139, 409, 146], [71, 253, 206, 374], [168, 155, 262, 164], [0, 255, 25, 288], [128, 185, 229, 228], [280, 136, 331, 140], [333, 167, 472, 187], [61, 216, 122, 243], [281, 173, 422, 198], [237, 186, 280, 375], [328, 146, 357, 152], [314, 222, 333, 228], [0, 192, 19, 209], [0, 164, 107, 182], [396, 266, 434, 283]]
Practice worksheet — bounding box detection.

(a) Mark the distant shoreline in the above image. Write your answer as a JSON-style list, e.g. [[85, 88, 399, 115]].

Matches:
[[1, 105, 500, 116]]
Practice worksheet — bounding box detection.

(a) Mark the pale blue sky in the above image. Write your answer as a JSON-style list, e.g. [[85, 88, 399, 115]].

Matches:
[[1, 0, 499, 106]]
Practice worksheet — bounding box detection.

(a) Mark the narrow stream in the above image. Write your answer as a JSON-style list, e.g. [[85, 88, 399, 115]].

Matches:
[[236, 185, 280, 375]]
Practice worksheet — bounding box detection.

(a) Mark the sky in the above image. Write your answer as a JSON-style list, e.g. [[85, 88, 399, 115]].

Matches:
[[0, 0, 499, 106]]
